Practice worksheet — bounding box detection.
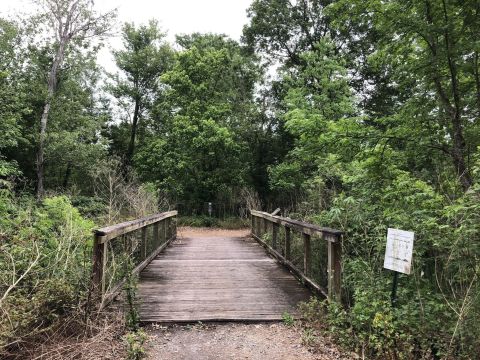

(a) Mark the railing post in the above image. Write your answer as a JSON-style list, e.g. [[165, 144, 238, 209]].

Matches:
[[162, 219, 168, 243], [141, 227, 147, 260], [272, 222, 279, 250], [327, 234, 342, 301], [173, 216, 177, 238], [153, 222, 159, 249], [285, 226, 291, 260], [251, 213, 255, 236], [92, 234, 107, 297], [303, 232, 311, 276], [263, 218, 268, 238]]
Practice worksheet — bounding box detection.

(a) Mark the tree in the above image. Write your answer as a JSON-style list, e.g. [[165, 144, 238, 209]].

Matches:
[[135, 33, 260, 204], [243, 0, 334, 67], [327, 0, 480, 192], [0, 19, 25, 182], [269, 38, 355, 194], [35, 0, 114, 198], [109, 20, 174, 167]]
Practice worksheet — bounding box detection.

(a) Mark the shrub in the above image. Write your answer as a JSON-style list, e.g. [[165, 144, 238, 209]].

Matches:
[[296, 162, 480, 359], [0, 195, 95, 354]]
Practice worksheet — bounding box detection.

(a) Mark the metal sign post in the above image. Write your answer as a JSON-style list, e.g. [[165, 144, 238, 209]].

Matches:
[[384, 228, 415, 307], [208, 202, 212, 217], [391, 271, 399, 307]]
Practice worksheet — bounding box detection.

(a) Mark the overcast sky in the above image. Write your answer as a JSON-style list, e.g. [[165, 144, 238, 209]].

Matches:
[[0, 0, 254, 71]]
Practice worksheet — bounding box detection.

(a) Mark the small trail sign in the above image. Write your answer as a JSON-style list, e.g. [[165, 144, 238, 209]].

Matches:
[[384, 228, 414, 275]]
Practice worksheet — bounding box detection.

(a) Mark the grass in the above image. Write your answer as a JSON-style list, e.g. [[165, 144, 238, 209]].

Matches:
[[282, 311, 295, 326]]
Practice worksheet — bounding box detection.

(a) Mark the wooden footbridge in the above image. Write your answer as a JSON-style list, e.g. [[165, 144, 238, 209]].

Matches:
[[91, 211, 342, 322]]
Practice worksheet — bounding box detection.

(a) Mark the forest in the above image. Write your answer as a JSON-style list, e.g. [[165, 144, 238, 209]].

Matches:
[[0, 0, 479, 359]]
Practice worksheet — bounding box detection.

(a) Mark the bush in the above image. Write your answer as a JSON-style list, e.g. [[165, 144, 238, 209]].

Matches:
[[295, 160, 480, 359], [178, 215, 247, 229], [0, 194, 95, 354]]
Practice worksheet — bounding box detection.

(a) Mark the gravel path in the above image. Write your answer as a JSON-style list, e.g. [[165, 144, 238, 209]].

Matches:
[[145, 322, 351, 360]]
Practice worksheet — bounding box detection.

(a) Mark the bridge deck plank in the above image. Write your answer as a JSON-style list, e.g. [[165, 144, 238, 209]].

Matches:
[[138, 234, 311, 322]]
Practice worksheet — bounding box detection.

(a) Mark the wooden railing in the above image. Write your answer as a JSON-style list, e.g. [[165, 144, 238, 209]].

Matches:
[[250, 210, 342, 301], [92, 211, 177, 306]]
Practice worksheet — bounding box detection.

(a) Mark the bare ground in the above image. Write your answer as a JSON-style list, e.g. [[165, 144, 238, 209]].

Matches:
[[145, 322, 351, 360], [4, 310, 127, 360], [177, 226, 250, 238]]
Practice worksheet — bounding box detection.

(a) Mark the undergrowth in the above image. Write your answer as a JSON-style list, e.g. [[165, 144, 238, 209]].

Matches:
[[0, 169, 159, 358], [178, 215, 247, 229]]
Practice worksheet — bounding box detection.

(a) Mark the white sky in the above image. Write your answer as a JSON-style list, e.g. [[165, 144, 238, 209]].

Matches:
[[0, 0, 254, 71]]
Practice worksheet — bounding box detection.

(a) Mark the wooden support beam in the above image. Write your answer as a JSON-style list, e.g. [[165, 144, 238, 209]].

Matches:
[[285, 226, 291, 261], [328, 235, 342, 301], [95, 211, 177, 243], [141, 227, 147, 260], [162, 218, 167, 243], [303, 233, 311, 276], [270, 208, 281, 216], [252, 233, 328, 298], [91, 211, 178, 308], [153, 222, 159, 248], [251, 213, 255, 236], [272, 222, 279, 250], [173, 217, 177, 238], [92, 235, 107, 296]]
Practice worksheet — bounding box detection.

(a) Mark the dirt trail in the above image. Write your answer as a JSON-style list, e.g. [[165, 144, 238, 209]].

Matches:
[[145, 322, 350, 360], [177, 226, 250, 238]]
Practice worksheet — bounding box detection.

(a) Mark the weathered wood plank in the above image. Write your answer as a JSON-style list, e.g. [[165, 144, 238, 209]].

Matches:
[[137, 233, 311, 322], [250, 210, 342, 239], [95, 211, 177, 243], [251, 233, 328, 298], [251, 210, 343, 301], [100, 233, 176, 308]]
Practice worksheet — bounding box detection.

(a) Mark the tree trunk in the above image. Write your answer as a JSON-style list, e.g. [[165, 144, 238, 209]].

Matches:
[[424, 0, 473, 192], [126, 98, 140, 166], [63, 161, 72, 188], [441, 0, 472, 191], [36, 38, 67, 199], [450, 114, 472, 192], [36, 102, 50, 198], [474, 52, 480, 117]]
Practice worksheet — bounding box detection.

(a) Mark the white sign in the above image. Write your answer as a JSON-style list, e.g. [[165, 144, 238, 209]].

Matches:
[[383, 228, 415, 274]]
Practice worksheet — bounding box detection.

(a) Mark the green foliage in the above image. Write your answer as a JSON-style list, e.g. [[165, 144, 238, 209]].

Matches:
[[108, 20, 174, 163], [178, 216, 247, 229], [1, 2, 479, 358], [251, 1, 480, 358], [282, 311, 295, 326], [124, 266, 140, 331], [301, 328, 316, 347], [71, 195, 107, 218], [0, 195, 95, 352], [135, 33, 260, 204], [124, 329, 147, 360]]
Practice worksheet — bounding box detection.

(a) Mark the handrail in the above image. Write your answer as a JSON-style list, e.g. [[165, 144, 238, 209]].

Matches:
[[92, 211, 178, 307], [95, 211, 178, 243], [250, 209, 342, 301], [250, 210, 343, 239]]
